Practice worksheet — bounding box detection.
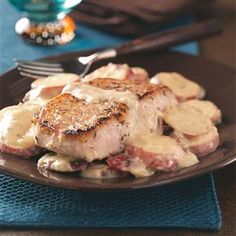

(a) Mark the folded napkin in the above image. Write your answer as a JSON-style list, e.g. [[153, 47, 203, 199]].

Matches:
[[0, 1, 221, 230], [71, 0, 213, 36]]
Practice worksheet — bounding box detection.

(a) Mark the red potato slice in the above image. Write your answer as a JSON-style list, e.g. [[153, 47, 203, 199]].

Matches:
[[172, 127, 220, 157], [126, 134, 199, 172], [23, 87, 52, 106], [84, 63, 149, 83], [0, 142, 42, 158], [31, 73, 79, 97], [81, 164, 127, 179], [128, 67, 149, 83], [107, 154, 130, 172], [150, 72, 205, 102], [24, 73, 79, 105], [31, 73, 79, 89], [164, 105, 213, 136], [107, 155, 154, 177], [107, 134, 199, 176], [181, 99, 222, 124], [37, 153, 89, 172], [0, 104, 42, 157], [84, 63, 131, 81]]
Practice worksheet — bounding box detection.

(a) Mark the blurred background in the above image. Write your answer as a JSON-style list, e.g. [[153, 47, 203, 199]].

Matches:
[[197, 0, 235, 68], [72, 0, 235, 68], [72, 0, 235, 67], [3, 0, 235, 68]]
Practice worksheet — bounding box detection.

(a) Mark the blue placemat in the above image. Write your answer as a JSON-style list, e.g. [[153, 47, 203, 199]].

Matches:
[[0, 1, 221, 230], [0, 174, 221, 229]]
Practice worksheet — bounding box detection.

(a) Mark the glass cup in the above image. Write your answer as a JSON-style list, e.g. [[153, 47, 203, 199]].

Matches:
[[9, 0, 82, 46]]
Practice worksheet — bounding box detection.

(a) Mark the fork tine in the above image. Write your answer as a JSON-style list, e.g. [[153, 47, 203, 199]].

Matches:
[[19, 71, 47, 79], [15, 60, 62, 68], [17, 63, 64, 72], [18, 67, 59, 76]]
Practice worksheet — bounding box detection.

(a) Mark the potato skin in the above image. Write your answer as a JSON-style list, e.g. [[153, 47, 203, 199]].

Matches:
[[30, 73, 80, 100], [188, 132, 220, 157], [0, 142, 43, 158], [126, 144, 178, 171], [128, 67, 149, 83], [172, 127, 220, 157], [38, 85, 64, 98]]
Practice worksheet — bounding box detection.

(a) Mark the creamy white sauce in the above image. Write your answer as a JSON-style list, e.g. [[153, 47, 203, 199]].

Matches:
[[177, 151, 199, 168], [83, 63, 130, 82], [23, 87, 50, 106], [0, 105, 39, 148], [31, 73, 79, 88], [65, 84, 138, 108], [150, 77, 160, 85], [38, 153, 79, 172], [129, 133, 177, 154], [128, 157, 154, 177]]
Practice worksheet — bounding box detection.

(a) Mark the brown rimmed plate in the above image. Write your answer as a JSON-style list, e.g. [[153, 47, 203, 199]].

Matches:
[[0, 50, 236, 190]]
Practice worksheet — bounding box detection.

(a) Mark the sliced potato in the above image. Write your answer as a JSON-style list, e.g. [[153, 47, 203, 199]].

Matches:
[[172, 126, 219, 157], [107, 155, 154, 177], [126, 133, 199, 170], [31, 73, 79, 89], [84, 63, 131, 81], [37, 153, 88, 172], [164, 106, 213, 136], [23, 87, 51, 106], [84, 63, 149, 83], [129, 67, 149, 83], [0, 142, 41, 158], [24, 73, 79, 105], [81, 164, 126, 179], [181, 100, 222, 124], [0, 104, 41, 157], [151, 72, 205, 102]]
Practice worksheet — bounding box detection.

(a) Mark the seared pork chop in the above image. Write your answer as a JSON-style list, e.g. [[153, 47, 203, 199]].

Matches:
[[65, 78, 178, 134], [87, 78, 163, 98], [36, 79, 177, 162], [87, 78, 178, 133], [35, 93, 129, 162]]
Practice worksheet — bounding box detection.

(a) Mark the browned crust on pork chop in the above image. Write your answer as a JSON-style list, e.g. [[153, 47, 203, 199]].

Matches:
[[87, 78, 170, 99], [35, 93, 128, 142]]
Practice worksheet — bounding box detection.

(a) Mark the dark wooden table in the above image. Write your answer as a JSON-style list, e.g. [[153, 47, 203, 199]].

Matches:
[[1, 0, 235, 235]]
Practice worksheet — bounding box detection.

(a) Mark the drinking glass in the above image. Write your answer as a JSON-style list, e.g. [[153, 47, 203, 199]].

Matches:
[[9, 0, 82, 45]]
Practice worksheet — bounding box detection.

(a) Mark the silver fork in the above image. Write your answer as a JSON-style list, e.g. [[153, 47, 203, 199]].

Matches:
[[16, 19, 221, 79]]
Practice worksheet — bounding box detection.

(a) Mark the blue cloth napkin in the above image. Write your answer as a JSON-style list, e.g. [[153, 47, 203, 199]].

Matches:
[[0, 1, 221, 230]]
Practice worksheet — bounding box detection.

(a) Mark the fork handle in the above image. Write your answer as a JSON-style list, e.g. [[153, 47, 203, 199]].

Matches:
[[98, 19, 221, 58]]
